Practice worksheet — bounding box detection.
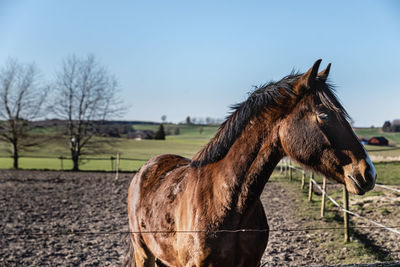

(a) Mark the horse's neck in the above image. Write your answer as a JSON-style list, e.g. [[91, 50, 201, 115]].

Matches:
[[198, 118, 283, 218], [235, 126, 283, 211]]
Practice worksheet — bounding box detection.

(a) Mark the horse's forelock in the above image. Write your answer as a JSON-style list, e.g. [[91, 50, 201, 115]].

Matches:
[[315, 83, 351, 123]]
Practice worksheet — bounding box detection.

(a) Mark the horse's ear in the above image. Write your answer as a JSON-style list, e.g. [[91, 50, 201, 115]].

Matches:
[[295, 59, 322, 93], [303, 59, 322, 87], [318, 63, 331, 82]]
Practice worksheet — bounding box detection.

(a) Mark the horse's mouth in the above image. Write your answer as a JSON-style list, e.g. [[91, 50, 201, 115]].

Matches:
[[346, 175, 366, 195]]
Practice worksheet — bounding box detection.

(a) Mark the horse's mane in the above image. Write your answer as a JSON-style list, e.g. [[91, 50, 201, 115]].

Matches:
[[191, 73, 349, 167]]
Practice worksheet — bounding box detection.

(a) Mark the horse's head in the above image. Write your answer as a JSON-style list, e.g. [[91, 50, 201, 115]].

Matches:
[[279, 59, 376, 195]]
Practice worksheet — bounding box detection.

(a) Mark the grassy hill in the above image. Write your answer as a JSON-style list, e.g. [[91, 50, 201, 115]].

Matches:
[[2, 124, 400, 180], [0, 123, 220, 171], [354, 127, 400, 144], [354, 128, 400, 159]]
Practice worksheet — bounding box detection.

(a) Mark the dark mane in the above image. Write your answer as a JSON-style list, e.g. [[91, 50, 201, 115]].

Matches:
[[191, 73, 349, 167], [191, 74, 299, 167]]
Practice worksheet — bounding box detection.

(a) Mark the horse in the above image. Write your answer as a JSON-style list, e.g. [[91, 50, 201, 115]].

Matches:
[[124, 59, 376, 267]]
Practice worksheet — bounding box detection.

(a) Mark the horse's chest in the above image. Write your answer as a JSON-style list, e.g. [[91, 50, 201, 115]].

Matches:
[[173, 233, 237, 266]]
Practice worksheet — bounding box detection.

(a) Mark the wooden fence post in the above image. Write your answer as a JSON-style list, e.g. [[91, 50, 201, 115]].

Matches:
[[343, 185, 350, 242], [301, 170, 305, 189], [115, 153, 120, 180], [321, 177, 327, 217], [308, 172, 314, 202], [285, 159, 289, 177]]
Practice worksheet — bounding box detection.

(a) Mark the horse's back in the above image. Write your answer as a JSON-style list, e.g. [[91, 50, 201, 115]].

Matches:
[[129, 153, 190, 206]]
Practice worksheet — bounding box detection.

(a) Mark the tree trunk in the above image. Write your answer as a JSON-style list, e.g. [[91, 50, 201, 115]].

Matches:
[[12, 142, 19, 169], [71, 151, 79, 171]]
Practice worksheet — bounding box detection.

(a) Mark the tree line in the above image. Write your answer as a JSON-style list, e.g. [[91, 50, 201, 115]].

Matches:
[[0, 55, 123, 171], [382, 120, 400, 133]]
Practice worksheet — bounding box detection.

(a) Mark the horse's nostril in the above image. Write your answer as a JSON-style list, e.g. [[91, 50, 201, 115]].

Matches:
[[364, 155, 377, 183], [364, 170, 376, 190]]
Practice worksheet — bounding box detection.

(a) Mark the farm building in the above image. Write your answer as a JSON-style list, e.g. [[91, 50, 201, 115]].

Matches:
[[368, 136, 389, 146]]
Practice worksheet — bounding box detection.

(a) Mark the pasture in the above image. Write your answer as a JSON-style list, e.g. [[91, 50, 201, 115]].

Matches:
[[1, 125, 400, 187], [356, 127, 400, 160], [1, 124, 400, 172], [1, 170, 399, 266], [355, 127, 400, 144], [0, 124, 219, 171], [1, 124, 400, 265], [270, 173, 400, 265]]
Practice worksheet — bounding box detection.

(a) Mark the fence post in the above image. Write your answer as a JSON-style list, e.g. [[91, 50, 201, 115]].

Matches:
[[289, 160, 292, 181], [301, 170, 305, 189], [308, 172, 314, 202], [343, 185, 350, 242], [285, 159, 289, 177], [115, 153, 120, 180], [321, 177, 327, 217]]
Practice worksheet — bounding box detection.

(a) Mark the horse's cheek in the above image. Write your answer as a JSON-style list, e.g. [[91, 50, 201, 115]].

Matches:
[[281, 118, 321, 163]]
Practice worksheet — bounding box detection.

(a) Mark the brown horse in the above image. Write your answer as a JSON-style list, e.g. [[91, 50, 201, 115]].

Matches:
[[125, 60, 376, 267]]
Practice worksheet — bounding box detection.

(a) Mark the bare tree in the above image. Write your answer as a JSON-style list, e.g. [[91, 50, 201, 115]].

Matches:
[[0, 58, 46, 169], [51, 54, 123, 171], [186, 116, 191, 125]]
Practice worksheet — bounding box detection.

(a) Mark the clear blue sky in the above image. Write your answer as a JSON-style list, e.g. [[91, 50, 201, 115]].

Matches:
[[1, 0, 399, 126]]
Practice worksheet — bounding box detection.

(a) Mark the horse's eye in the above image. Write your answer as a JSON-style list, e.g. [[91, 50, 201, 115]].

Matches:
[[317, 113, 329, 123]]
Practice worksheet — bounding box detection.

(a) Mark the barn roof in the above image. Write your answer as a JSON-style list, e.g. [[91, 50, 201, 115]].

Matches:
[[370, 136, 389, 142]]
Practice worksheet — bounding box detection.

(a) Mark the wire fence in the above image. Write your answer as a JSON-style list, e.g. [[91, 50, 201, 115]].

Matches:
[[2, 157, 400, 266], [375, 183, 400, 193], [1, 158, 400, 239], [2, 156, 400, 260], [3, 225, 400, 238], [310, 178, 400, 235], [280, 158, 400, 242]]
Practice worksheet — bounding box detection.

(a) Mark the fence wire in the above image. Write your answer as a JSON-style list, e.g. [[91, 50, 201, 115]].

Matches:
[[2, 159, 399, 239], [310, 178, 400, 236], [282, 159, 400, 237], [2, 224, 400, 237]]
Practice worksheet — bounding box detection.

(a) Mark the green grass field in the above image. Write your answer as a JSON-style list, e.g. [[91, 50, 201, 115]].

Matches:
[[354, 127, 400, 159], [284, 160, 400, 186], [355, 127, 400, 144], [0, 124, 219, 171], [1, 124, 400, 185]]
